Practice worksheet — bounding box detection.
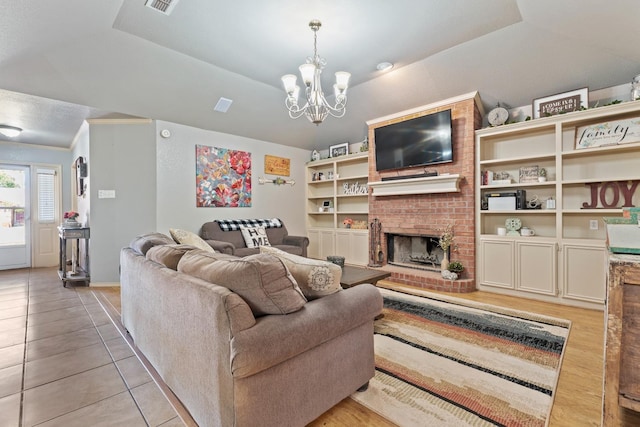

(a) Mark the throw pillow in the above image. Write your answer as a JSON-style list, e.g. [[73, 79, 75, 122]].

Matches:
[[260, 246, 342, 300], [169, 228, 216, 253], [146, 244, 197, 270], [239, 225, 271, 248], [129, 232, 175, 255], [177, 251, 307, 316]]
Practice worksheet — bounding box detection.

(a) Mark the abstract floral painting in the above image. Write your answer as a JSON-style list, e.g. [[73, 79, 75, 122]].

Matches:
[[196, 144, 252, 207]]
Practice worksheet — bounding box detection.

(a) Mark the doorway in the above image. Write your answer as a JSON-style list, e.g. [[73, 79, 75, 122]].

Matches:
[[0, 164, 61, 270], [0, 165, 30, 269]]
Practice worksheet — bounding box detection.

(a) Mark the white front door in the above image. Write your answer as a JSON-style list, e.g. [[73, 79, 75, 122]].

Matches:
[[32, 166, 60, 267], [0, 165, 30, 270]]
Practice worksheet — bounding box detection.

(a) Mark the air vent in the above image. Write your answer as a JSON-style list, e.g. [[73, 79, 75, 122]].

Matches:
[[145, 0, 180, 15], [214, 97, 233, 113]]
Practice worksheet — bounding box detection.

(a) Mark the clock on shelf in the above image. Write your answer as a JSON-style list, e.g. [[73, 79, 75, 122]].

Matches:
[[487, 104, 509, 127], [505, 217, 522, 236]]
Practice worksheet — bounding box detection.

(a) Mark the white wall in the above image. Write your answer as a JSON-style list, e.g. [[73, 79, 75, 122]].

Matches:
[[57, 118, 309, 284], [155, 120, 309, 237], [80, 120, 157, 283]]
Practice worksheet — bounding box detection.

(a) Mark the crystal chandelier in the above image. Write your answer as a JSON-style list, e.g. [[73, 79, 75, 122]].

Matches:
[[281, 20, 350, 125]]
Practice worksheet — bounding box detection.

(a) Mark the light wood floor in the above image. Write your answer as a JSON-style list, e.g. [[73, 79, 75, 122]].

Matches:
[[96, 280, 607, 427]]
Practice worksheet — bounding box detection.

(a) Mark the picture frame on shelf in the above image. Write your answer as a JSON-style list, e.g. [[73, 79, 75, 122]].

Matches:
[[319, 199, 333, 213], [519, 165, 539, 183], [532, 87, 588, 119], [329, 142, 349, 158]]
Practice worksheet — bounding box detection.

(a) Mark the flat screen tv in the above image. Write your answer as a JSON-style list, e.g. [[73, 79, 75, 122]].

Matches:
[[374, 109, 453, 172]]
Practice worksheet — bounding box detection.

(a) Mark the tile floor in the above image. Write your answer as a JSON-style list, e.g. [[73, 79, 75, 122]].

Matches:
[[0, 267, 186, 426]]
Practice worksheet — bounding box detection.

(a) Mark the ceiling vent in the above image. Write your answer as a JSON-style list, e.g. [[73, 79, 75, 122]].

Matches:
[[145, 0, 180, 15], [214, 97, 233, 113]]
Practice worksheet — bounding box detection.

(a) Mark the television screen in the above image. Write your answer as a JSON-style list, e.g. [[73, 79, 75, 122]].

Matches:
[[374, 109, 453, 172]]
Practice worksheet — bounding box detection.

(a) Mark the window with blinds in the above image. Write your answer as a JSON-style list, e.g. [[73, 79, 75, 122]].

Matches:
[[37, 169, 56, 223]]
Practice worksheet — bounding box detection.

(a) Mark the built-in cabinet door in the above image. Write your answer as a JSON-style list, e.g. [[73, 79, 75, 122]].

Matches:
[[319, 230, 335, 260], [479, 239, 514, 289], [307, 229, 335, 261], [562, 243, 607, 303], [307, 229, 320, 259], [516, 241, 557, 296], [350, 231, 369, 265], [335, 230, 369, 266], [335, 231, 350, 260]]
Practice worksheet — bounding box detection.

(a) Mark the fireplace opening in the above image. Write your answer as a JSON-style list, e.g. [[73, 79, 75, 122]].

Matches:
[[387, 233, 448, 272]]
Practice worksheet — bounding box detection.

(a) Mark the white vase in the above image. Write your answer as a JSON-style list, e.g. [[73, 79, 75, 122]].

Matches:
[[441, 252, 449, 271]]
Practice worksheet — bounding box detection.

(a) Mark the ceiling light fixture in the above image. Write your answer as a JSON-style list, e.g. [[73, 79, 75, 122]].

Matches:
[[376, 62, 394, 72], [281, 20, 350, 125], [0, 125, 22, 138]]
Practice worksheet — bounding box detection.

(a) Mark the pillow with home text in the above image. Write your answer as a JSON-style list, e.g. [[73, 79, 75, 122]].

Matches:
[[239, 225, 271, 248]]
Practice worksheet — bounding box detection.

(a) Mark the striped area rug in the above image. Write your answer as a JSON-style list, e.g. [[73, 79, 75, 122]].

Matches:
[[351, 287, 571, 427]]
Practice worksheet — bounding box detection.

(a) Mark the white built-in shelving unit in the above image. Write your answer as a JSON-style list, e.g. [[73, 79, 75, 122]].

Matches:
[[306, 152, 369, 265], [476, 101, 640, 309]]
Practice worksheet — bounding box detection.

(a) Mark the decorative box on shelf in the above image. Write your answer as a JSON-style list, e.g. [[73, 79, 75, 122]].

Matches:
[[604, 208, 640, 254], [490, 179, 512, 185]]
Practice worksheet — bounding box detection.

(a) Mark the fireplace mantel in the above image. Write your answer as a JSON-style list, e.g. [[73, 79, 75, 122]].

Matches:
[[368, 174, 462, 196]]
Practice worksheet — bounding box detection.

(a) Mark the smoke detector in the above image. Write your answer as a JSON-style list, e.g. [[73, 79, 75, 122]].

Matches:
[[145, 0, 180, 15]]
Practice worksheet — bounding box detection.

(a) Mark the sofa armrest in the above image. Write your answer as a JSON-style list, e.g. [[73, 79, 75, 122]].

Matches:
[[230, 284, 382, 378], [283, 235, 309, 248], [282, 235, 309, 257], [204, 239, 235, 255]]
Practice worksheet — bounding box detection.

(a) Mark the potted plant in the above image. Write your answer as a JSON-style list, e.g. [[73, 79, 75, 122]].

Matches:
[[538, 168, 547, 182], [448, 261, 464, 274]]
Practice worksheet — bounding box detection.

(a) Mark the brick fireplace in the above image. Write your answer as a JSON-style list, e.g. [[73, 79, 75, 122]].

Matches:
[[366, 93, 483, 292]]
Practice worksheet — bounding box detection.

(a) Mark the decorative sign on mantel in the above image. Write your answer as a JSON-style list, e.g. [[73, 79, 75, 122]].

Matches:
[[575, 117, 640, 149]]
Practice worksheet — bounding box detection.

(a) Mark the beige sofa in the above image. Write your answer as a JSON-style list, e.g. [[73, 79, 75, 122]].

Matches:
[[120, 233, 382, 427], [200, 218, 309, 257]]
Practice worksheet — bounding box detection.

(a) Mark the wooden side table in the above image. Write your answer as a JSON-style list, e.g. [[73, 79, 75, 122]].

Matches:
[[58, 226, 90, 287], [603, 253, 640, 426]]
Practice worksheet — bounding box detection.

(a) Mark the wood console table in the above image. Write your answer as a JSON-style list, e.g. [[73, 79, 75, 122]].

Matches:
[[58, 226, 90, 287], [603, 253, 640, 426]]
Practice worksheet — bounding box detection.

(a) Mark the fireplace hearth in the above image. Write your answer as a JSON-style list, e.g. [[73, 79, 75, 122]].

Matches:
[[387, 233, 448, 272]]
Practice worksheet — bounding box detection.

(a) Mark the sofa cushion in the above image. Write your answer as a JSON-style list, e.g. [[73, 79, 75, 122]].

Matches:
[[170, 228, 216, 253], [146, 244, 197, 270], [260, 246, 342, 300], [177, 251, 307, 316], [239, 225, 271, 248], [129, 232, 175, 255]]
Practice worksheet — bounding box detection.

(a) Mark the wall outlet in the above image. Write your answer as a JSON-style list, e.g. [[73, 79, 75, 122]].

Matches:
[[589, 219, 598, 230]]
